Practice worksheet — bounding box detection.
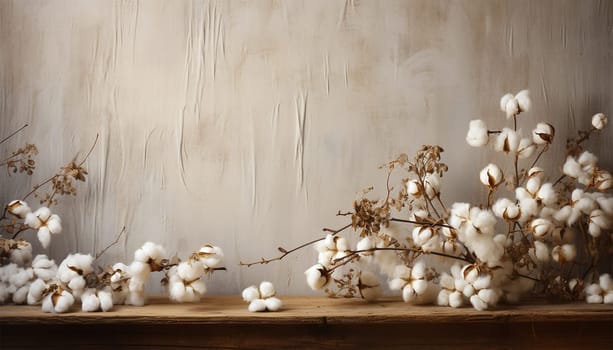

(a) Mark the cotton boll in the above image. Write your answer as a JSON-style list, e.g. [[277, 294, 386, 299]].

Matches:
[[437, 289, 451, 306], [463, 285, 476, 298], [505, 97, 520, 119], [32, 255, 57, 281], [472, 275, 492, 290], [356, 236, 375, 256], [599, 274, 612, 291], [177, 261, 203, 281], [134, 242, 166, 264], [492, 198, 520, 221], [595, 197, 613, 215], [82, 293, 101, 312], [198, 245, 224, 268], [9, 241, 32, 266], [264, 297, 283, 311], [515, 90, 531, 112], [592, 113, 608, 130], [500, 93, 514, 112], [7, 200, 31, 218], [604, 292, 613, 304], [533, 241, 550, 262], [494, 128, 520, 153], [24, 212, 40, 229], [248, 299, 267, 312], [466, 119, 489, 147], [402, 284, 416, 303], [530, 218, 553, 238], [9, 267, 34, 288], [586, 294, 603, 304], [27, 278, 47, 305], [470, 295, 488, 311], [98, 290, 113, 312], [449, 291, 464, 308], [13, 284, 30, 304], [477, 289, 499, 305], [424, 173, 441, 198], [37, 227, 51, 249], [412, 279, 428, 295], [517, 138, 536, 159], [389, 278, 407, 291], [259, 281, 276, 298], [532, 123, 554, 144], [589, 210, 609, 237], [595, 171, 612, 191], [562, 156, 582, 179], [358, 271, 382, 301], [479, 163, 504, 188], [536, 183, 556, 207], [518, 198, 538, 222], [407, 180, 423, 197], [242, 285, 260, 302], [305, 264, 328, 290], [126, 290, 145, 306], [551, 244, 576, 262], [43, 289, 75, 313], [190, 280, 207, 296]]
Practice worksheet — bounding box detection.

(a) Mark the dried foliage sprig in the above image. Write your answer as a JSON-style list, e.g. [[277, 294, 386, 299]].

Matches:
[[244, 90, 612, 310]]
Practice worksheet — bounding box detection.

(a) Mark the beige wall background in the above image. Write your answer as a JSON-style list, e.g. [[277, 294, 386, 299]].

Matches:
[[1, 0, 612, 295]]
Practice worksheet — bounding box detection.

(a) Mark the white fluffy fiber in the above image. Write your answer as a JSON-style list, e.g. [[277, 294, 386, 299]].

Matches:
[[81, 288, 113, 312], [42, 289, 74, 313], [591, 113, 608, 130], [7, 200, 32, 218], [585, 274, 613, 304], [167, 262, 207, 303], [32, 254, 58, 281], [242, 281, 282, 312], [24, 207, 62, 248], [198, 245, 224, 269], [305, 264, 329, 290], [58, 253, 94, 294], [466, 119, 489, 147]]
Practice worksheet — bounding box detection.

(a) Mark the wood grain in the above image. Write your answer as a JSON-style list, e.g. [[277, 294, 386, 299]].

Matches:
[[1, 297, 612, 349]]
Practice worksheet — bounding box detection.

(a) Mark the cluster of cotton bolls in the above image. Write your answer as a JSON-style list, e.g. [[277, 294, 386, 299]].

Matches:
[[298, 90, 612, 309], [6, 200, 62, 249], [0, 240, 225, 313], [241, 281, 283, 312]]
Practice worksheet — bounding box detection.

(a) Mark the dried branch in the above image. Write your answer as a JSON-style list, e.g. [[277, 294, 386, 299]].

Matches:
[[0, 124, 28, 145]]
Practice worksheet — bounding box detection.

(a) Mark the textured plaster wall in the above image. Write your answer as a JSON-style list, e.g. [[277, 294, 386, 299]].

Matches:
[[1, 0, 612, 294]]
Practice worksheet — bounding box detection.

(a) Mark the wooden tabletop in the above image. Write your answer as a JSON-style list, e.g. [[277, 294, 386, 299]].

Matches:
[[1, 297, 612, 349]]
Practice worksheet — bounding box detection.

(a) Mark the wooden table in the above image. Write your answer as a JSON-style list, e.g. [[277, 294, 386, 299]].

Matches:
[[1, 296, 612, 349]]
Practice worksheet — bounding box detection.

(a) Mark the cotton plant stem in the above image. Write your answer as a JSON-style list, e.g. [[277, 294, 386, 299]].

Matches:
[[0, 124, 28, 145], [390, 217, 454, 229], [240, 223, 353, 267], [94, 226, 127, 261]]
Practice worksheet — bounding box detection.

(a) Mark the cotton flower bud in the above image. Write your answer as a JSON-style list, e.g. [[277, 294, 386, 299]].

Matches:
[[479, 163, 504, 188], [305, 264, 329, 290], [592, 113, 607, 130], [7, 200, 31, 218], [517, 138, 536, 159], [532, 123, 555, 144], [358, 270, 382, 301], [530, 218, 553, 238], [551, 244, 576, 263], [494, 128, 520, 153], [466, 119, 489, 147]]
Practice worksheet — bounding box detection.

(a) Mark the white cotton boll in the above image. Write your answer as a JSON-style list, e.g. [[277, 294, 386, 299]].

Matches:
[[356, 236, 375, 255], [412, 279, 428, 295], [411, 262, 426, 279], [259, 281, 276, 298], [424, 173, 441, 198], [517, 138, 536, 159], [408, 180, 422, 197], [43, 290, 75, 313], [389, 278, 407, 291], [586, 294, 603, 304], [265, 297, 283, 311], [82, 293, 101, 312], [242, 285, 260, 302], [177, 261, 203, 281], [315, 234, 335, 252], [534, 241, 550, 262], [470, 295, 488, 311], [34, 207, 51, 222], [46, 215, 62, 234], [13, 285, 30, 304], [599, 274, 612, 291], [437, 289, 451, 306], [305, 264, 328, 290], [27, 278, 47, 305], [477, 289, 499, 305], [515, 90, 531, 112], [552, 244, 576, 262], [576, 197, 597, 215], [466, 119, 489, 147], [589, 210, 609, 237], [518, 198, 538, 222], [190, 280, 207, 296], [9, 242, 32, 266], [596, 197, 613, 215], [9, 267, 33, 287], [463, 285, 476, 298], [471, 209, 497, 235], [562, 156, 582, 179], [525, 177, 542, 196], [494, 128, 520, 153], [412, 227, 432, 247], [7, 200, 31, 218], [462, 266, 478, 284], [536, 183, 557, 207], [440, 273, 455, 290], [317, 251, 334, 266], [198, 245, 224, 268], [479, 163, 504, 188], [37, 227, 51, 249], [595, 171, 612, 191], [169, 281, 186, 302], [604, 292, 613, 304], [500, 93, 514, 112], [472, 275, 492, 290], [528, 166, 545, 179], [505, 97, 520, 119], [492, 198, 520, 221], [32, 255, 57, 281], [553, 205, 572, 223], [248, 299, 267, 312], [532, 123, 554, 144], [402, 285, 416, 303], [359, 271, 382, 301], [592, 113, 608, 130], [449, 202, 470, 229], [126, 291, 145, 306], [134, 242, 166, 263], [67, 277, 86, 292], [449, 291, 464, 308], [98, 290, 113, 312], [578, 151, 598, 169], [530, 218, 553, 238], [24, 212, 40, 229], [129, 261, 150, 281]]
